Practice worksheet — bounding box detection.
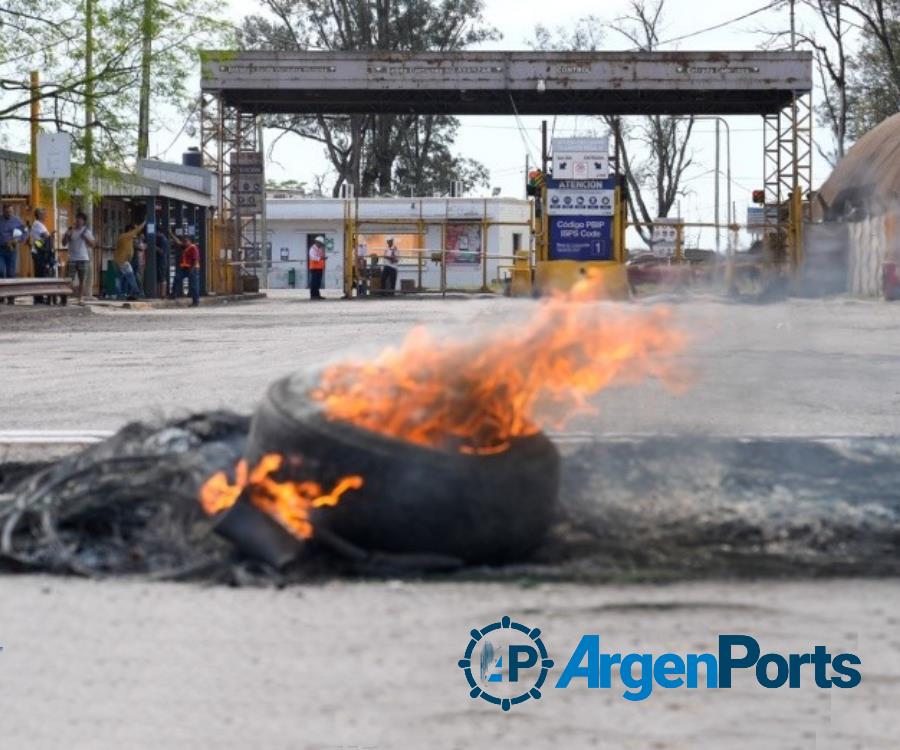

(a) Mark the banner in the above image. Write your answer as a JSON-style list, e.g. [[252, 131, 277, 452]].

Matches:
[[547, 178, 615, 217], [444, 223, 482, 264]]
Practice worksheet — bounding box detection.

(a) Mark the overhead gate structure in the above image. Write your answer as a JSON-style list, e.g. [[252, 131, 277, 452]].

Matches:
[[199, 50, 813, 295]]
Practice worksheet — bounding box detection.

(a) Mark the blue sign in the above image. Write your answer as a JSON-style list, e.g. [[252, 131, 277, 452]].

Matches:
[[546, 176, 615, 261], [549, 216, 613, 261]]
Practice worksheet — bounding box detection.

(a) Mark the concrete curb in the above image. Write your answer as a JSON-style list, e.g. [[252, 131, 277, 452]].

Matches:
[[85, 292, 267, 310]]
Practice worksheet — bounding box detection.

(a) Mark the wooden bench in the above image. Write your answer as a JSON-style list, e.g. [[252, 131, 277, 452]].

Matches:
[[0, 278, 72, 304]]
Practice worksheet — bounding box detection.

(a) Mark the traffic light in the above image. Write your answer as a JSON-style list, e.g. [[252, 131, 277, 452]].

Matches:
[[526, 170, 545, 197], [752, 189, 765, 205]]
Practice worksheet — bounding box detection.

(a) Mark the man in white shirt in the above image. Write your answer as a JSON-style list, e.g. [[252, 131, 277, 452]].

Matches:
[[381, 235, 399, 294], [63, 210, 96, 305], [30, 208, 56, 304]]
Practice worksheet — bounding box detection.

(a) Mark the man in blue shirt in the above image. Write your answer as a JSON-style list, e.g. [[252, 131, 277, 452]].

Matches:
[[0, 204, 26, 304]]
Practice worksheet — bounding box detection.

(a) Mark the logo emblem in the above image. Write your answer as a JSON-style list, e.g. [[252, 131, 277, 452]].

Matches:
[[458, 615, 553, 711]]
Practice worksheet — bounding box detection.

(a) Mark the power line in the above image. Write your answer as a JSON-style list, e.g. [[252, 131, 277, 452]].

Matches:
[[653, 0, 782, 47], [506, 91, 539, 164], [151, 99, 199, 159]]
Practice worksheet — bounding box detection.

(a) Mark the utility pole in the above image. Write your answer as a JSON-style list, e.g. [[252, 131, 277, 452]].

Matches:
[[789, 0, 802, 268], [29, 71, 41, 278], [258, 119, 268, 290], [30, 71, 41, 214], [137, 0, 153, 160], [80, 0, 97, 298], [790, 0, 796, 49], [84, 0, 95, 222], [714, 119, 720, 253]]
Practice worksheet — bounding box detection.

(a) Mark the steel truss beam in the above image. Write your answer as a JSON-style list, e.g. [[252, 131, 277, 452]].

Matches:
[[201, 93, 262, 279], [763, 93, 812, 267]]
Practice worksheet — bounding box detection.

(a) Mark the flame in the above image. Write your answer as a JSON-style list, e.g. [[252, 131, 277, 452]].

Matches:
[[312, 273, 687, 452], [199, 455, 363, 539]]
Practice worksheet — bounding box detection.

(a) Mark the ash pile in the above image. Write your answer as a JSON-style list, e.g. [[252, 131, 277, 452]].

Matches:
[[3, 410, 899, 583]]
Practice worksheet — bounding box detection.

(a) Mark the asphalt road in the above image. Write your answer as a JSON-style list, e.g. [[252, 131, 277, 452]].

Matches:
[[2, 290, 899, 436]]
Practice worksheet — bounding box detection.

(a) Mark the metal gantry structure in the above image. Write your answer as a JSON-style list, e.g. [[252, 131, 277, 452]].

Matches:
[[764, 95, 814, 267], [198, 50, 814, 294], [200, 94, 263, 289]]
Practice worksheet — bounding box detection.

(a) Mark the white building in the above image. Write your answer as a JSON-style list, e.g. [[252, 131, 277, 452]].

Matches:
[[264, 195, 532, 291]]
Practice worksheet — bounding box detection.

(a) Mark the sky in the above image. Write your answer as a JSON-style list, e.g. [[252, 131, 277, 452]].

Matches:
[[2, 0, 839, 250]]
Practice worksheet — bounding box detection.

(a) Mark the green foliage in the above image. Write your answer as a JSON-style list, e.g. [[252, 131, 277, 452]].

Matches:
[[1, 0, 232, 169], [267, 178, 308, 192], [845, 14, 900, 139]]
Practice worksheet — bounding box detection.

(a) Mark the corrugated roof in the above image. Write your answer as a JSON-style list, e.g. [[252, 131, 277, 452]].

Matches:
[[818, 112, 900, 216]]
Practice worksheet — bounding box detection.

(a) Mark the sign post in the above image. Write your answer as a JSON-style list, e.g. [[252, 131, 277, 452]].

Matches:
[[538, 136, 628, 295], [37, 132, 72, 247]]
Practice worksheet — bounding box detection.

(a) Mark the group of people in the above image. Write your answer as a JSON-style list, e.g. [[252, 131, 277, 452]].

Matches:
[[0, 203, 80, 305], [348, 235, 400, 298], [111, 220, 201, 305], [0, 203, 202, 306], [310, 234, 401, 300]]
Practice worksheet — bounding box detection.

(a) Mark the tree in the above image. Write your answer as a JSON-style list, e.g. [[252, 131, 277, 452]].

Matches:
[[762, 1, 852, 165], [267, 178, 308, 193], [1, 0, 230, 170], [809, 0, 852, 163], [239, 0, 497, 197], [842, 0, 900, 138], [392, 116, 489, 196], [531, 0, 694, 246], [762, 1, 900, 156]]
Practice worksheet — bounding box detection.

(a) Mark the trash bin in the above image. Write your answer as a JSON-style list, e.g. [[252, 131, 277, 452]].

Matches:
[[103, 260, 118, 299], [288, 267, 296, 288], [884, 262, 899, 301]]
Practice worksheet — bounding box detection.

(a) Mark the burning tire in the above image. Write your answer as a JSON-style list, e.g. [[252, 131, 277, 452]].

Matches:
[[246, 372, 560, 564]]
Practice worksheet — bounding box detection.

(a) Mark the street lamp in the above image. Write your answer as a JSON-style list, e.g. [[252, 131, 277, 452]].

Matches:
[[672, 115, 733, 256]]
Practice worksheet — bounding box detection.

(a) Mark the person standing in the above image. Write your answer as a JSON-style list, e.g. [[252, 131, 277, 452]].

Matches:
[[381, 235, 399, 294], [169, 230, 201, 306], [154, 231, 169, 298], [114, 220, 146, 299], [62, 210, 96, 305], [0, 205, 26, 303], [308, 235, 326, 300], [354, 240, 369, 297], [30, 208, 55, 304]]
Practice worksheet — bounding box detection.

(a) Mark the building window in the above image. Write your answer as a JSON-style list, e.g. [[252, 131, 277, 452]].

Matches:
[[513, 233, 523, 252]]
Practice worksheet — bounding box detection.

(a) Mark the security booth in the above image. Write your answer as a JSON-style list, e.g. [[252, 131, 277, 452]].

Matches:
[[74, 161, 215, 300], [266, 194, 532, 294], [135, 158, 217, 299]]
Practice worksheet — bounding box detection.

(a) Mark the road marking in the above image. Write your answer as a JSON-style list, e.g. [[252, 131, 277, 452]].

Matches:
[[0, 430, 114, 444]]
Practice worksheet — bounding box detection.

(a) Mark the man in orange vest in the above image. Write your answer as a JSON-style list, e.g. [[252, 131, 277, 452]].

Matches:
[[308, 235, 326, 300]]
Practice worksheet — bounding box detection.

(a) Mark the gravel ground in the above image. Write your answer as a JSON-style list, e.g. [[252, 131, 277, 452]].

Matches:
[[2, 290, 899, 748]]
